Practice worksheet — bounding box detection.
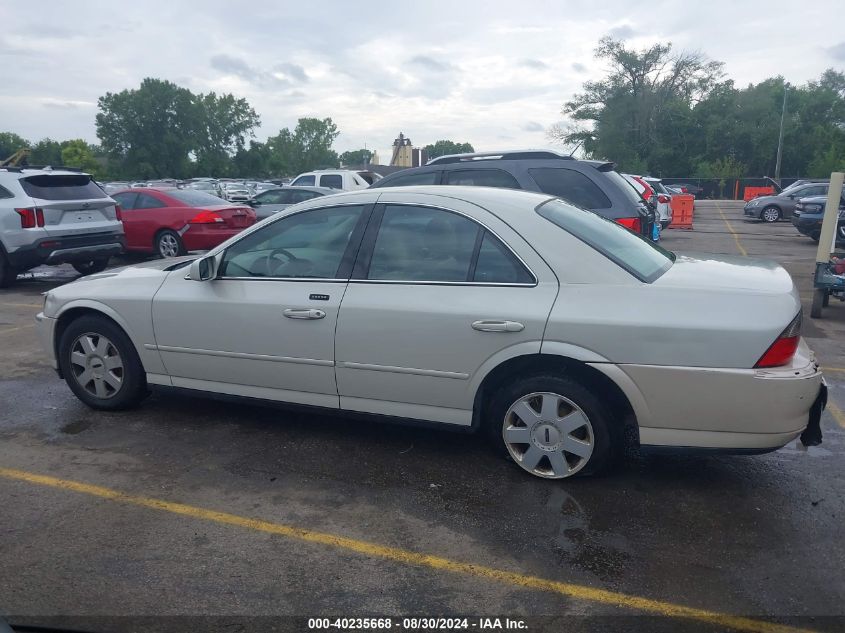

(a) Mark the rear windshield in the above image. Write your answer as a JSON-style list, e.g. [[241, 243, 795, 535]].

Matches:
[[21, 174, 108, 201], [604, 171, 644, 207], [167, 190, 230, 207], [536, 198, 674, 282]]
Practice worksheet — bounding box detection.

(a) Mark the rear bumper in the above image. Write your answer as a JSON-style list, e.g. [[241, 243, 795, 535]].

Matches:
[[181, 225, 244, 251], [590, 339, 825, 450], [6, 233, 124, 270]]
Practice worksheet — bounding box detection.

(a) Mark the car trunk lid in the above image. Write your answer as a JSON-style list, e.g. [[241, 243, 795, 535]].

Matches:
[[20, 173, 121, 237], [201, 204, 256, 229]]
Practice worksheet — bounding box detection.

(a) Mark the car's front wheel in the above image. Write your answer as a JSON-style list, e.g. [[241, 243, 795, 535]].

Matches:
[[58, 315, 148, 410], [760, 206, 781, 223], [488, 374, 617, 479]]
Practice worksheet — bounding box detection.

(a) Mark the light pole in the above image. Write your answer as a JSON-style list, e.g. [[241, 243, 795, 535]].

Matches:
[[774, 81, 788, 183]]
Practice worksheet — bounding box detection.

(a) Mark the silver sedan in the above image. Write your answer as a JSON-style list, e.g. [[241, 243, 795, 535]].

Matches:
[[36, 186, 825, 479]]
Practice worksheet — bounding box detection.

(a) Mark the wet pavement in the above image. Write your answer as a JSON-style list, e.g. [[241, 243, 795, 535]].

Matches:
[[0, 201, 843, 632]]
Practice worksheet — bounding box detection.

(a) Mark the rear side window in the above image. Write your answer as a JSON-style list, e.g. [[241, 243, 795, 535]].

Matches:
[[168, 190, 226, 207], [320, 174, 343, 189], [292, 175, 316, 186], [289, 190, 321, 203], [381, 171, 439, 187], [473, 231, 534, 284], [444, 169, 520, 189], [537, 198, 674, 282], [528, 168, 611, 209], [0, 185, 13, 199], [20, 174, 108, 201], [112, 192, 138, 210], [136, 194, 166, 209]]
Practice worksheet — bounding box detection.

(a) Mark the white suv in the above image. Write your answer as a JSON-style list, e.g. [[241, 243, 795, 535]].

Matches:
[[289, 169, 381, 191], [0, 167, 124, 287]]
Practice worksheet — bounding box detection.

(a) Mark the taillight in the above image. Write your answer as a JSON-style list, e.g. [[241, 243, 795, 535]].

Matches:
[[115, 205, 123, 221], [15, 207, 44, 228], [754, 313, 802, 368], [615, 217, 641, 233], [657, 195, 670, 204], [189, 211, 224, 224]]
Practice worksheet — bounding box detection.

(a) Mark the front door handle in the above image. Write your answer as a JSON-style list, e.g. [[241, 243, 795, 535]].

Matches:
[[472, 320, 524, 333], [283, 308, 326, 320]]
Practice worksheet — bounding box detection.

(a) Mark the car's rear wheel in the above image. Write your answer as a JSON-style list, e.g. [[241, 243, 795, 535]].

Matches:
[[72, 258, 110, 275], [487, 374, 617, 479], [58, 315, 147, 410], [0, 250, 17, 288], [155, 230, 185, 258], [761, 206, 781, 223]]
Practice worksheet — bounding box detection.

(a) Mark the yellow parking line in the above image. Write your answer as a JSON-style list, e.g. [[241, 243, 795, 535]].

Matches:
[[715, 201, 749, 257], [827, 401, 845, 429], [0, 466, 817, 633], [0, 323, 34, 336], [821, 367, 845, 373]]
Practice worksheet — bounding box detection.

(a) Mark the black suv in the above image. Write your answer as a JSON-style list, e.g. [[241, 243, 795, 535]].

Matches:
[[369, 150, 654, 238]]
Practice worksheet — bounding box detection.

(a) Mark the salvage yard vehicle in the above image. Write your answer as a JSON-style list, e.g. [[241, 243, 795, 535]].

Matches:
[[371, 150, 656, 239], [0, 167, 125, 287], [36, 186, 826, 479], [290, 169, 381, 190], [111, 188, 256, 258], [792, 190, 845, 243], [745, 182, 831, 223], [248, 186, 337, 220]]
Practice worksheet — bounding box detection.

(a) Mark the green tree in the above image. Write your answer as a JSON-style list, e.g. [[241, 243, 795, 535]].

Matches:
[[423, 140, 474, 159], [233, 140, 273, 178], [0, 132, 30, 160], [29, 138, 63, 166], [266, 118, 340, 176], [60, 140, 102, 176], [96, 78, 196, 178], [339, 149, 373, 166], [193, 92, 260, 176], [561, 37, 724, 174]]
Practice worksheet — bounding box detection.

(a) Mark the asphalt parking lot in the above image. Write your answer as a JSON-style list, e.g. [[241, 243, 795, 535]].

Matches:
[[0, 200, 843, 633]]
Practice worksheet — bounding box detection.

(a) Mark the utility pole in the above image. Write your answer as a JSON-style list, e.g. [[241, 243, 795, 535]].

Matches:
[[774, 82, 788, 183]]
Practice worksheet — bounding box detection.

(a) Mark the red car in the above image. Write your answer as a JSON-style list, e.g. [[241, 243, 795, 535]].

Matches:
[[111, 188, 257, 257]]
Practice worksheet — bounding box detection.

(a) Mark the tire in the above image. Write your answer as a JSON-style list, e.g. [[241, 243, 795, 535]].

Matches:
[[58, 314, 148, 410], [811, 288, 826, 319], [155, 230, 185, 258], [72, 258, 110, 276], [486, 374, 618, 479], [760, 206, 781, 223], [0, 250, 17, 288]]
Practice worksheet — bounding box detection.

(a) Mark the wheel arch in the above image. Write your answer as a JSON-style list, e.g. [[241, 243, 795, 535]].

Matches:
[[471, 351, 642, 447], [54, 301, 146, 375]]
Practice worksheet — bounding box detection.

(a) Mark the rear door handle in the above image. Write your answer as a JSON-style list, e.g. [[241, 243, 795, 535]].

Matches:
[[472, 320, 524, 332], [283, 308, 326, 320]]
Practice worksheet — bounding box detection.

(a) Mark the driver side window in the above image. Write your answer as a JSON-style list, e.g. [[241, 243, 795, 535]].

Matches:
[[219, 205, 366, 279]]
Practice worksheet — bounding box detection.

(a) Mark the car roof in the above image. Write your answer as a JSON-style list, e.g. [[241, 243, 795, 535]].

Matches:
[[309, 184, 555, 212], [0, 167, 91, 178], [273, 186, 336, 194]]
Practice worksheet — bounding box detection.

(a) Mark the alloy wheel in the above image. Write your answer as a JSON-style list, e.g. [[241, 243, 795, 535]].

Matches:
[[502, 392, 594, 479], [69, 332, 124, 399], [762, 207, 780, 223], [158, 233, 180, 257]]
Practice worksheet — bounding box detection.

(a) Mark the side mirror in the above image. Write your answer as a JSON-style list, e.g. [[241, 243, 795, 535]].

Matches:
[[188, 253, 221, 281]]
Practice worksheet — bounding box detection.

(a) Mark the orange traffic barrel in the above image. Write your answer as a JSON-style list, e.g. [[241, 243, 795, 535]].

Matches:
[[667, 194, 694, 229]]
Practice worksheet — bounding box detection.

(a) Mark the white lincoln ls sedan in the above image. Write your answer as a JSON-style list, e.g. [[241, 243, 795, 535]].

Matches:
[[36, 186, 827, 479]]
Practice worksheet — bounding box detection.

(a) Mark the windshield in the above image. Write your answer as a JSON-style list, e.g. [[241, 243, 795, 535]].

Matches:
[[536, 198, 674, 282], [167, 189, 231, 206]]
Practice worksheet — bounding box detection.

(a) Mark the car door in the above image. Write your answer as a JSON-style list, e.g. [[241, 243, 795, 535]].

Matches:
[[119, 192, 170, 252], [151, 199, 375, 407], [334, 191, 559, 426]]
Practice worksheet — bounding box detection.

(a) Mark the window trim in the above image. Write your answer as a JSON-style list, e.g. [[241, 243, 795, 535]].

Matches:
[[350, 202, 538, 287], [215, 201, 375, 282]]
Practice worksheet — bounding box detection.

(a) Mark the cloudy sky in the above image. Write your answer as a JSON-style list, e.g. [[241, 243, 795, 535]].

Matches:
[[1, 0, 844, 161]]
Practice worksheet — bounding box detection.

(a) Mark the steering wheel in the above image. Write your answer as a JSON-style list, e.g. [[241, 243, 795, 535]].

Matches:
[[264, 247, 298, 276]]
